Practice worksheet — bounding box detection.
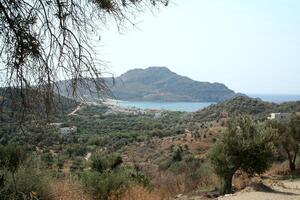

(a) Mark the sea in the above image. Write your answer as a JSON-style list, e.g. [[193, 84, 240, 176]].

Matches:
[[116, 94, 300, 112], [117, 101, 214, 112]]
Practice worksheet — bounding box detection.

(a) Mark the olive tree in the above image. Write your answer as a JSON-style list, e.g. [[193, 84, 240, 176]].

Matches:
[[267, 114, 300, 173], [209, 116, 275, 195]]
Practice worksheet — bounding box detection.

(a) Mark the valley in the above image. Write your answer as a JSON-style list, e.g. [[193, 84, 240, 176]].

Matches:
[[1, 93, 300, 199]]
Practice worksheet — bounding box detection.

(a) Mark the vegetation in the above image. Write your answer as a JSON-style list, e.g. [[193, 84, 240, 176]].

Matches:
[[209, 116, 275, 194], [1, 95, 300, 199], [5, 1, 300, 199], [0, 144, 52, 200], [190, 96, 300, 122], [81, 151, 149, 200], [267, 114, 300, 174]]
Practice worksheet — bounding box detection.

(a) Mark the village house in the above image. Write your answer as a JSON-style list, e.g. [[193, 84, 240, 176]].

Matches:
[[60, 126, 77, 135], [267, 113, 291, 121]]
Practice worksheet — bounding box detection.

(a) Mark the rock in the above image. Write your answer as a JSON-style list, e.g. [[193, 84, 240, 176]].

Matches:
[[175, 194, 183, 198]]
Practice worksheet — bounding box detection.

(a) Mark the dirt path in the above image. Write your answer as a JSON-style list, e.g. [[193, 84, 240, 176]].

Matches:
[[218, 179, 300, 200], [173, 179, 300, 200], [68, 103, 82, 116]]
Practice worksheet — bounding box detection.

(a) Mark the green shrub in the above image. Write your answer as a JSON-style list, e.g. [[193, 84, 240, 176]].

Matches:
[[90, 151, 122, 173], [0, 144, 26, 173], [0, 155, 53, 200], [81, 167, 134, 200], [41, 152, 54, 168], [172, 146, 183, 162], [82, 151, 150, 200]]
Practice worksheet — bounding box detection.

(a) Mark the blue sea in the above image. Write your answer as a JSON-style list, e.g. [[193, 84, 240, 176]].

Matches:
[[116, 94, 300, 112], [117, 101, 214, 112]]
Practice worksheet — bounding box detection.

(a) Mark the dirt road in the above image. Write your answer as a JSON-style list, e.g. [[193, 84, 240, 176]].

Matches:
[[218, 179, 300, 200]]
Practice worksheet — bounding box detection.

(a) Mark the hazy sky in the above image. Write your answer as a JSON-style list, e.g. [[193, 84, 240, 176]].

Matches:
[[99, 0, 300, 95]]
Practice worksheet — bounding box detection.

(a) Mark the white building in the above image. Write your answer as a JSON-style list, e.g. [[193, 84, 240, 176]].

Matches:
[[60, 126, 77, 135], [49, 123, 63, 128], [267, 113, 291, 121]]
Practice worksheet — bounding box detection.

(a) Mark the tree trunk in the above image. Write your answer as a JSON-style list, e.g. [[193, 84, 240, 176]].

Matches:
[[286, 150, 296, 174], [290, 161, 296, 173], [221, 174, 233, 195]]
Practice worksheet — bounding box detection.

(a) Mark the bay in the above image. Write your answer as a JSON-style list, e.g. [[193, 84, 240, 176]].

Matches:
[[116, 101, 215, 112], [114, 94, 300, 112]]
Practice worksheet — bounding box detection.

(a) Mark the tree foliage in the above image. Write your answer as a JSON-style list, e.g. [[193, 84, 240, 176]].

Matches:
[[267, 113, 300, 173], [209, 116, 275, 194]]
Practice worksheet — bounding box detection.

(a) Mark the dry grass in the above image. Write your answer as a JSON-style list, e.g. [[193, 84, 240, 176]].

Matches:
[[266, 161, 290, 176], [232, 171, 254, 190], [50, 179, 93, 200], [153, 172, 186, 195], [120, 128, 224, 198], [50, 180, 165, 200], [110, 186, 163, 200]]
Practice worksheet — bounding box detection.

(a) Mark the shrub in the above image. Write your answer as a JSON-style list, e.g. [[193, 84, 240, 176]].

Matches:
[[0, 153, 53, 200], [81, 166, 150, 200], [172, 146, 183, 162], [82, 151, 150, 200], [81, 167, 133, 200], [1, 166, 52, 200], [0, 144, 27, 173], [41, 152, 54, 168], [90, 151, 122, 173]]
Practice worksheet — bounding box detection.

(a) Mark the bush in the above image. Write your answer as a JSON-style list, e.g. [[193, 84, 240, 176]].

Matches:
[[172, 146, 183, 162], [41, 152, 54, 168], [0, 155, 53, 200], [0, 144, 26, 173], [81, 167, 135, 200], [82, 151, 150, 200], [90, 151, 122, 173]]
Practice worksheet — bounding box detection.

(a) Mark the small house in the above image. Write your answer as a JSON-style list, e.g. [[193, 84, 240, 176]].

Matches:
[[267, 113, 291, 122], [60, 126, 77, 135]]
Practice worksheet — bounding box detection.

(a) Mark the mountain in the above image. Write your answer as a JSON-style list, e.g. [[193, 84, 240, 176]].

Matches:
[[189, 96, 300, 122], [56, 67, 236, 102], [104, 67, 236, 102]]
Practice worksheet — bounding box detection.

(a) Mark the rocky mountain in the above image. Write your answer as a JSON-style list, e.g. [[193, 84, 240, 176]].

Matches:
[[56, 67, 236, 102], [105, 67, 236, 102]]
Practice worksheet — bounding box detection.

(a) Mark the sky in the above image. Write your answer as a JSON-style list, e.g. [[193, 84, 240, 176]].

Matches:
[[98, 0, 300, 95]]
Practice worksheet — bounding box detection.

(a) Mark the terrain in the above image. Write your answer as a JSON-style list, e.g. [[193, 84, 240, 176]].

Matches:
[[57, 67, 236, 102], [1, 91, 300, 200], [189, 95, 300, 123]]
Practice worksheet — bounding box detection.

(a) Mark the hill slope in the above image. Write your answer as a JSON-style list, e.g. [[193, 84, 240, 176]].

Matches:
[[56, 67, 236, 102], [106, 67, 236, 102], [189, 96, 300, 122]]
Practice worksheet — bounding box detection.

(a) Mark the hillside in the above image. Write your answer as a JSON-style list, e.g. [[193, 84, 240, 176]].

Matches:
[[189, 96, 300, 122], [0, 87, 78, 117], [107, 67, 236, 102], [57, 67, 236, 102]]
